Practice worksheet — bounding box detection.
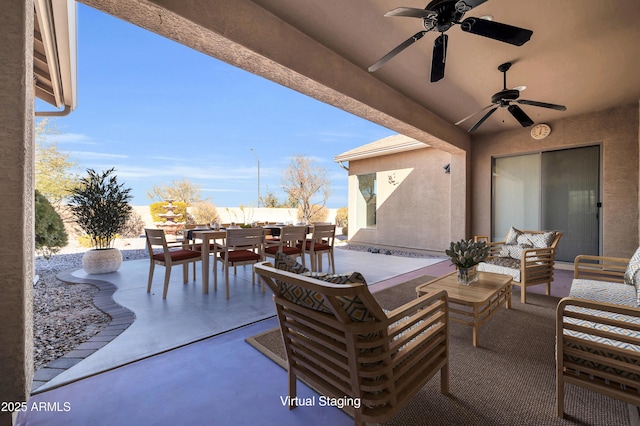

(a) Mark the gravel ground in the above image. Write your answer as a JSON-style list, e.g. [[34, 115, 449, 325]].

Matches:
[[33, 238, 148, 370]]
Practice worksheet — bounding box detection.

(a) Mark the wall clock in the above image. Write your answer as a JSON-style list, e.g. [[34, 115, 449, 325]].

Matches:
[[530, 123, 551, 139]]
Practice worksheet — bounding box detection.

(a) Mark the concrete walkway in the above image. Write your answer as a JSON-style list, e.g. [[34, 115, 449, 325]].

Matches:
[[35, 248, 444, 393]]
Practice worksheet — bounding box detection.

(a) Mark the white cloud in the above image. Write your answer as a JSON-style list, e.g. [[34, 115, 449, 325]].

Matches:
[[47, 133, 97, 145], [71, 151, 129, 160]]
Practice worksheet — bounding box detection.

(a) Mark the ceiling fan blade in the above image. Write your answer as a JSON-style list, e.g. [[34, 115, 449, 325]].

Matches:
[[508, 104, 535, 127], [368, 31, 428, 72], [469, 106, 498, 133], [517, 99, 567, 111], [430, 34, 448, 82], [455, 104, 495, 126], [385, 7, 435, 19], [460, 17, 533, 46]]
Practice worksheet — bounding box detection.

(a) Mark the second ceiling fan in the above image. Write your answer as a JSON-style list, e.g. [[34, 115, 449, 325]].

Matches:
[[368, 0, 533, 82], [455, 62, 567, 132]]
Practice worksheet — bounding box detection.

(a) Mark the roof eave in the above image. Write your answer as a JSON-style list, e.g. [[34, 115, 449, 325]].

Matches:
[[34, 0, 77, 111]]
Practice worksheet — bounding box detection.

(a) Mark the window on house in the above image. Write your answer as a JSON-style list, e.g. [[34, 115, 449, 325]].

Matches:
[[356, 173, 376, 228]]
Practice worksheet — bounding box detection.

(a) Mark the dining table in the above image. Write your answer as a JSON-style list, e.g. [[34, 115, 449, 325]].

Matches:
[[191, 229, 226, 294]]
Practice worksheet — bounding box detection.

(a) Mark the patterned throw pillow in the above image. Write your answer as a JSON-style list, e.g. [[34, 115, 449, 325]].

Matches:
[[528, 231, 557, 248], [273, 251, 309, 274], [272, 252, 372, 322], [500, 244, 524, 260], [624, 246, 640, 286], [304, 271, 367, 285], [504, 227, 522, 245]]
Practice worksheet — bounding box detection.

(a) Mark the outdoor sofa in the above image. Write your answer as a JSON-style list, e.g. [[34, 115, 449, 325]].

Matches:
[[556, 253, 640, 417]]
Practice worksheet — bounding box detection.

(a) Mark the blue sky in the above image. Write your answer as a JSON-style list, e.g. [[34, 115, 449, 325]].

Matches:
[[37, 4, 395, 208]]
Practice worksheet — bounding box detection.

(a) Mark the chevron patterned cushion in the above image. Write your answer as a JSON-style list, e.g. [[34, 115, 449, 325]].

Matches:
[[624, 246, 640, 286], [273, 251, 309, 274], [564, 279, 640, 387], [303, 271, 367, 285], [273, 252, 373, 322], [570, 279, 637, 308]]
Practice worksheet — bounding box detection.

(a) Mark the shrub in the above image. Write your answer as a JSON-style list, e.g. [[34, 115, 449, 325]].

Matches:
[[335, 207, 348, 227], [35, 190, 68, 259], [297, 205, 328, 224], [190, 201, 220, 224], [120, 210, 145, 238]]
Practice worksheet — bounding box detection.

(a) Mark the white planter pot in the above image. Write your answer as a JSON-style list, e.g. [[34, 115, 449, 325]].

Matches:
[[82, 248, 123, 274]]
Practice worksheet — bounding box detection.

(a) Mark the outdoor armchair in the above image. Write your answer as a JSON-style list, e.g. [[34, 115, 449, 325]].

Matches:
[[475, 228, 562, 303], [254, 257, 449, 425]]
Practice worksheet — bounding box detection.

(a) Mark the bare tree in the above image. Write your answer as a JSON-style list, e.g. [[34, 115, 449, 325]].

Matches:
[[146, 178, 204, 205], [281, 155, 331, 224], [35, 118, 79, 205]]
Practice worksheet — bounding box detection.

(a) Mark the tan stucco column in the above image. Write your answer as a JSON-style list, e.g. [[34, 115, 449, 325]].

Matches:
[[0, 0, 35, 422], [449, 152, 470, 241]]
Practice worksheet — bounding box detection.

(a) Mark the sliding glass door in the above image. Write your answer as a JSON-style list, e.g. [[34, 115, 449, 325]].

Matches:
[[493, 146, 600, 262]]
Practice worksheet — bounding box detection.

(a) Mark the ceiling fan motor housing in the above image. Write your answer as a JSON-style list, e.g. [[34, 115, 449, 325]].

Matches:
[[423, 0, 466, 32], [492, 89, 520, 105]]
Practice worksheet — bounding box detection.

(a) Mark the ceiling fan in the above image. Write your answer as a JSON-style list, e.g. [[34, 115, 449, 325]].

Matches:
[[368, 0, 533, 82], [455, 62, 567, 132]]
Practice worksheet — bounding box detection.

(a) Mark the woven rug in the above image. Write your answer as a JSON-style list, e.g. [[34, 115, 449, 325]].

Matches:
[[246, 275, 638, 425]]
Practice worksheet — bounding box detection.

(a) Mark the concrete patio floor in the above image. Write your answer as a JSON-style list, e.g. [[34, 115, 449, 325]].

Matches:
[[33, 248, 445, 393]]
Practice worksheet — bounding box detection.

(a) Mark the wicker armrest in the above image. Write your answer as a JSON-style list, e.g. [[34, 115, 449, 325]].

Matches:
[[573, 255, 629, 282]]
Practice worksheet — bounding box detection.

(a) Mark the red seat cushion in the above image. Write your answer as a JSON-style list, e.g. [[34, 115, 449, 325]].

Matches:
[[220, 250, 261, 263], [298, 241, 331, 252], [153, 249, 201, 262], [265, 246, 302, 256]]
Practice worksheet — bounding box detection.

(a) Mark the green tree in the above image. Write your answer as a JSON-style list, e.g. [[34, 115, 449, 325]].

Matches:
[[146, 178, 203, 204], [34, 118, 79, 204], [35, 190, 68, 259], [281, 155, 331, 224]]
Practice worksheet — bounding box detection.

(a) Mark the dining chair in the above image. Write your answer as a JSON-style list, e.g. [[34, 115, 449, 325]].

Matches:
[[217, 227, 265, 299], [300, 223, 336, 273], [264, 225, 307, 268], [144, 228, 202, 299]]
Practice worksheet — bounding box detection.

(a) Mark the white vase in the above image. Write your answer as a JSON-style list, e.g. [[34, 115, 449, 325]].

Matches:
[[82, 248, 123, 274]]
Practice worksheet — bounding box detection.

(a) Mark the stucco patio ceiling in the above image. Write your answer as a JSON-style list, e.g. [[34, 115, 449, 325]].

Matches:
[[249, 0, 640, 135], [80, 0, 639, 140]]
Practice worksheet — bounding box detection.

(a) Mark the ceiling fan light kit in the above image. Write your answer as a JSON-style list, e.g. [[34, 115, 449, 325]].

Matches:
[[368, 0, 533, 81]]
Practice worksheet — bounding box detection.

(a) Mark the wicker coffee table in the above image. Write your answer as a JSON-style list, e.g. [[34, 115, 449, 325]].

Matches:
[[416, 271, 512, 347]]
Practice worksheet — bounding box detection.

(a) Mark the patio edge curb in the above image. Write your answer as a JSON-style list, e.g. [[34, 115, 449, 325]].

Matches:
[[31, 269, 136, 393]]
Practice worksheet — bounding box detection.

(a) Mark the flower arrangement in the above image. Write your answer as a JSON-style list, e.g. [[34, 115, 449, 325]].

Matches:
[[445, 239, 490, 269]]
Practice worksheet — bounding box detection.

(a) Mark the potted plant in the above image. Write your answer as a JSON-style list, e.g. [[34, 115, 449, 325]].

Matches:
[[445, 239, 490, 285], [68, 168, 133, 274]]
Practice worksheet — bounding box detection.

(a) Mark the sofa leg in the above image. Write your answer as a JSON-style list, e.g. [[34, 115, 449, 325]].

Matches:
[[521, 286, 526, 304]]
